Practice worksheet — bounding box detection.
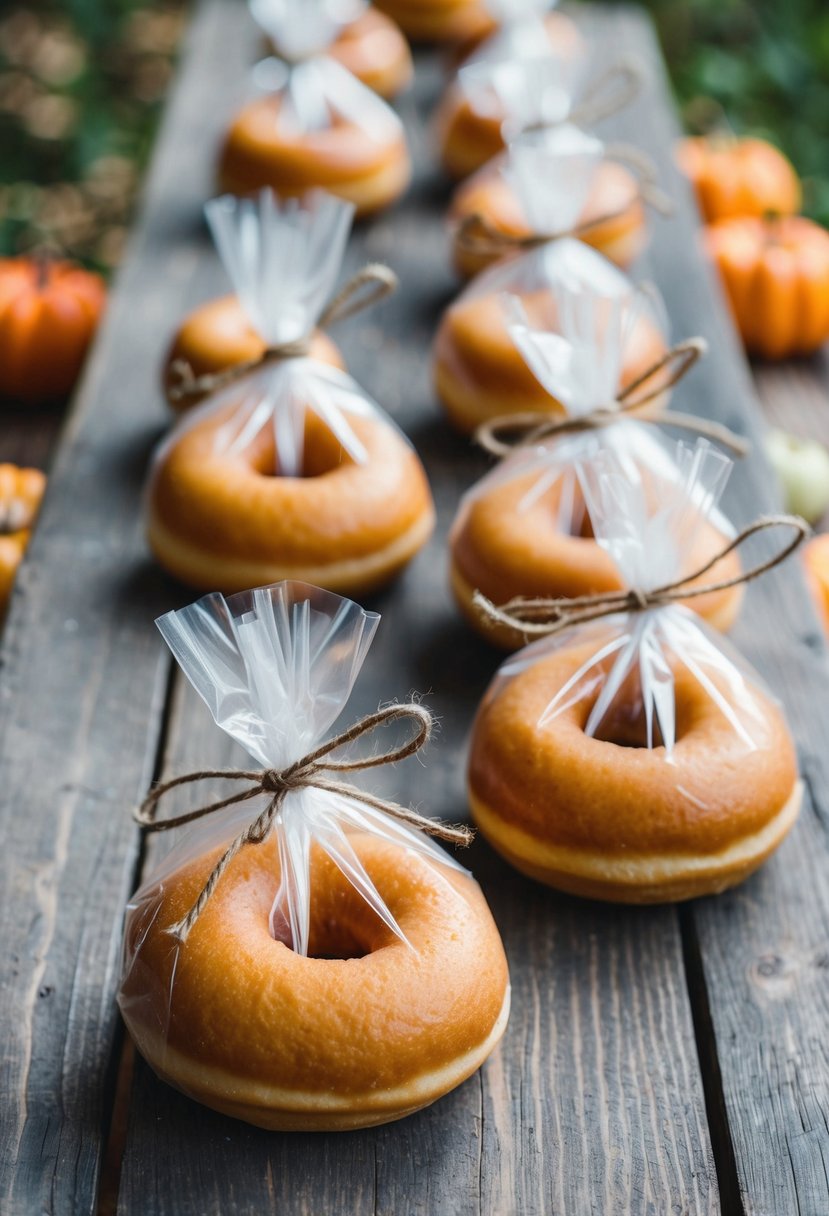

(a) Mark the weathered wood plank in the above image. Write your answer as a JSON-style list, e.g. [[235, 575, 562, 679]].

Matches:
[[0, 2, 257, 1212], [116, 6, 717, 1213], [600, 10, 829, 1214]]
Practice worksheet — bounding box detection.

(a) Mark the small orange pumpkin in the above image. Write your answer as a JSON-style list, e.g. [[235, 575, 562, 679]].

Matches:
[[0, 464, 46, 616], [705, 215, 829, 359], [0, 257, 106, 405], [803, 534, 829, 636], [677, 136, 800, 223]]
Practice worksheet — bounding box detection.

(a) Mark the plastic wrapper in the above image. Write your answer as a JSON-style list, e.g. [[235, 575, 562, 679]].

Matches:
[[459, 48, 587, 135], [154, 190, 406, 480], [248, 0, 403, 140], [435, 236, 669, 455], [489, 441, 774, 759], [119, 581, 467, 1048]]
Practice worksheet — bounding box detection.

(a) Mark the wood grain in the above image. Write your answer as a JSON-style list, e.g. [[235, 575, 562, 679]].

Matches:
[[0, 3, 255, 1212], [115, 5, 716, 1212], [598, 10, 829, 1214]]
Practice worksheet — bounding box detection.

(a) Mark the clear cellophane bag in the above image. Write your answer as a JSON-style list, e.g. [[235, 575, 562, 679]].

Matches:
[[152, 190, 406, 481], [248, 0, 403, 141], [487, 441, 776, 762], [449, 270, 691, 542], [119, 581, 466, 1044]]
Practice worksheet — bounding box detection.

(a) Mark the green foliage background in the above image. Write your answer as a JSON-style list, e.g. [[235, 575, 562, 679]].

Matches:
[[644, 0, 829, 223], [1, 0, 828, 271]]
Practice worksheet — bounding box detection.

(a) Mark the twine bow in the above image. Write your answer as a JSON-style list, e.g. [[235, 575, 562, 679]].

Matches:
[[135, 703, 472, 943], [455, 142, 673, 263], [568, 60, 642, 129], [475, 338, 751, 459], [473, 514, 809, 641], [168, 262, 398, 404]]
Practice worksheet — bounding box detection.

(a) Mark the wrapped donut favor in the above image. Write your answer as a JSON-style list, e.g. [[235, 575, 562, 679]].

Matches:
[[432, 236, 668, 432], [449, 291, 748, 646], [164, 189, 349, 411], [253, 0, 414, 100], [467, 442, 806, 904], [436, 31, 638, 179], [119, 581, 510, 1130], [148, 192, 435, 594], [449, 124, 669, 279], [218, 0, 410, 215]]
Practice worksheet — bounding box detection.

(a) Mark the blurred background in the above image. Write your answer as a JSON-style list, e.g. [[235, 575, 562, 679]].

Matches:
[[1, 0, 827, 274]]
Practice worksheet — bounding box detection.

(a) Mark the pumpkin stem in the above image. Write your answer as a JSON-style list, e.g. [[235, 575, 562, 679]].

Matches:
[[763, 209, 783, 245], [33, 249, 51, 291]]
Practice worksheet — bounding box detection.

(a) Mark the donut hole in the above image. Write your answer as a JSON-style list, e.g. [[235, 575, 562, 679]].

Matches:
[[585, 668, 695, 749], [271, 859, 400, 960], [245, 411, 352, 479]]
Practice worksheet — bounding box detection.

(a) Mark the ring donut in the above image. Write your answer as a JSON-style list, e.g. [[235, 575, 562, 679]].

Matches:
[[468, 633, 802, 903], [432, 282, 667, 434], [435, 13, 586, 179], [119, 834, 511, 1130], [373, 0, 492, 43], [450, 462, 744, 647], [217, 97, 410, 217], [148, 400, 436, 595], [327, 8, 413, 98], [162, 294, 344, 411], [450, 158, 647, 279]]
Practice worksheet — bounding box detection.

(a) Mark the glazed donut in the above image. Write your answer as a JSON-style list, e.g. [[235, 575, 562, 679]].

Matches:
[[120, 833, 511, 1130], [468, 634, 802, 902], [373, 0, 492, 43], [162, 294, 343, 412], [450, 158, 647, 279], [217, 97, 410, 217], [328, 8, 413, 98], [450, 467, 744, 648], [435, 13, 586, 179], [148, 400, 436, 595], [432, 283, 667, 434]]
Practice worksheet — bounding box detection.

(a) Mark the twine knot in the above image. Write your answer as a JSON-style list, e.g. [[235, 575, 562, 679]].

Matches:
[[475, 338, 751, 460], [473, 515, 810, 642], [135, 702, 473, 944], [168, 262, 398, 405]]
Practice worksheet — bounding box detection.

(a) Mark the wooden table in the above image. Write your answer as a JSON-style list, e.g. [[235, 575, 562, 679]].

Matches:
[[2, 3, 829, 1213]]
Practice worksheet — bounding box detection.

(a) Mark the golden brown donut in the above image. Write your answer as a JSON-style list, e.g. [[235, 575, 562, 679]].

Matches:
[[450, 158, 647, 279], [162, 294, 344, 412], [373, 0, 492, 43], [468, 634, 801, 902], [120, 833, 511, 1130], [148, 400, 436, 595], [435, 13, 586, 179], [328, 7, 413, 97], [217, 95, 410, 217], [432, 281, 668, 433], [450, 465, 744, 647]]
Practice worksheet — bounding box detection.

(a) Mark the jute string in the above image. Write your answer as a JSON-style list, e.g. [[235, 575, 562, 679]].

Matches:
[[473, 514, 809, 640], [455, 142, 673, 262], [168, 262, 398, 404], [567, 60, 642, 128], [135, 703, 472, 943], [475, 338, 751, 459]]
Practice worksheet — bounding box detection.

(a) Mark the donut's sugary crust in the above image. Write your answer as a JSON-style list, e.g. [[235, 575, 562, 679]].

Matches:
[[162, 294, 344, 411], [120, 836, 510, 1130], [436, 14, 586, 177], [329, 8, 413, 98], [432, 287, 668, 433], [217, 97, 410, 216], [449, 471, 745, 647], [148, 405, 435, 595], [468, 635, 800, 902], [373, 0, 492, 42], [450, 161, 648, 279]]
